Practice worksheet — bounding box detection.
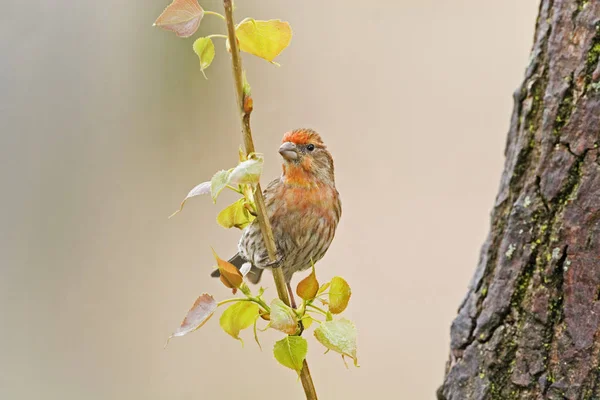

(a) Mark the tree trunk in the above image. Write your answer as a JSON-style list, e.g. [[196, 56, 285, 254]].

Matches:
[[438, 1, 600, 399]]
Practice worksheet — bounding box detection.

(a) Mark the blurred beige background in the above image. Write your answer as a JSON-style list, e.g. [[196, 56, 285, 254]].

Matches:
[[1, 1, 539, 399]]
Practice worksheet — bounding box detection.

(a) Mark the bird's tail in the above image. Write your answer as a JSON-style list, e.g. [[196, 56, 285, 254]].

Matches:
[[210, 253, 264, 284]]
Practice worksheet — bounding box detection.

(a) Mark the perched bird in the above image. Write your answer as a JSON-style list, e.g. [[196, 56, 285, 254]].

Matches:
[[212, 128, 342, 300]]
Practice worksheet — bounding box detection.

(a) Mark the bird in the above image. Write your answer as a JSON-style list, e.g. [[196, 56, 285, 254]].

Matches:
[[211, 128, 342, 305]]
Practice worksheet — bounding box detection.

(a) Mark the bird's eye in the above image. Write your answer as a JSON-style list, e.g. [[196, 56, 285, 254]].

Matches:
[[306, 144, 315, 151]]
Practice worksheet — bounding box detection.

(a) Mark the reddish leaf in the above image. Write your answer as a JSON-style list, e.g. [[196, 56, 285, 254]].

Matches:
[[296, 265, 319, 301], [213, 249, 243, 293], [166, 293, 217, 345], [154, 0, 204, 38]]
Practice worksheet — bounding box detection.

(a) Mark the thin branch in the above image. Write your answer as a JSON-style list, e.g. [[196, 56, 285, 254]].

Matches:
[[222, 0, 289, 306], [221, 1, 319, 399]]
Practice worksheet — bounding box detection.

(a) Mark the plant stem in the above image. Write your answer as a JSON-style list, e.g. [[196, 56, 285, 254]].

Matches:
[[207, 34, 228, 40], [307, 303, 328, 316], [204, 10, 226, 20], [222, 1, 319, 399], [221, 0, 289, 306], [217, 298, 250, 307]]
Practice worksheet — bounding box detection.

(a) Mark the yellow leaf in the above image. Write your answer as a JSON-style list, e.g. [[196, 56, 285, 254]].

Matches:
[[217, 199, 255, 229], [219, 301, 259, 344], [273, 336, 307, 374], [154, 0, 204, 38], [328, 276, 351, 314], [193, 37, 215, 79], [235, 19, 292, 63]]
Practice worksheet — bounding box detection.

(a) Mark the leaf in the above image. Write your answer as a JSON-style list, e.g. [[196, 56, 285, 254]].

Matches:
[[296, 264, 319, 301], [212, 249, 243, 293], [314, 319, 358, 366], [210, 170, 230, 202], [228, 157, 264, 185], [238, 146, 247, 162], [235, 19, 292, 63], [253, 315, 262, 350], [166, 293, 216, 345], [317, 281, 330, 296], [301, 315, 314, 330], [328, 276, 352, 314], [269, 299, 298, 335], [169, 181, 211, 218], [193, 37, 215, 79], [273, 336, 307, 374], [216, 198, 255, 229], [154, 0, 204, 38], [219, 301, 259, 344]]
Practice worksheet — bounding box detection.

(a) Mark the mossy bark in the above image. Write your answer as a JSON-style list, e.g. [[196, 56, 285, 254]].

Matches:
[[439, 1, 600, 399]]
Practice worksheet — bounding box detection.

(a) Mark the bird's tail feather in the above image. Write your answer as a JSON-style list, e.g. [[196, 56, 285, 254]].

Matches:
[[210, 253, 264, 284]]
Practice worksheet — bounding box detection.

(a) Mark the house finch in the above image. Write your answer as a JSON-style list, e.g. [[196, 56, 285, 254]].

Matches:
[[211, 128, 341, 300]]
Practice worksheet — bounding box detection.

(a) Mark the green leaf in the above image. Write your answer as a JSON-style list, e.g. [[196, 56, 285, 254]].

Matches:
[[169, 181, 210, 218], [328, 276, 352, 314], [235, 19, 292, 64], [210, 170, 230, 202], [193, 37, 215, 79], [166, 293, 216, 346], [219, 301, 260, 344], [316, 281, 330, 296], [314, 319, 358, 367], [217, 198, 255, 229], [228, 157, 263, 185], [296, 264, 319, 301], [273, 336, 307, 374], [154, 0, 204, 38], [301, 315, 314, 330], [269, 299, 298, 335]]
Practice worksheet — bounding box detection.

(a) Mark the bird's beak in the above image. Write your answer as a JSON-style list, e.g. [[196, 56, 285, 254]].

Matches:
[[278, 141, 298, 161]]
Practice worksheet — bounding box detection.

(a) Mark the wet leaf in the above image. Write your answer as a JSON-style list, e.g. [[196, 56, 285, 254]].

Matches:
[[219, 301, 259, 344], [210, 170, 230, 202], [235, 19, 292, 63], [154, 0, 204, 38], [314, 318, 358, 366], [328, 276, 351, 314], [228, 157, 263, 185], [212, 249, 243, 293], [216, 198, 255, 229], [269, 299, 298, 335], [296, 265, 319, 301], [166, 294, 216, 345], [169, 181, 210, 218], [193, 37, 215, 79], [273, 336, 307, 374]]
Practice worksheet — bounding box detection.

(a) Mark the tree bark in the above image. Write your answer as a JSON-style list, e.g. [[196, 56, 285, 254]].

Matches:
[[438, 1, 600, 399]]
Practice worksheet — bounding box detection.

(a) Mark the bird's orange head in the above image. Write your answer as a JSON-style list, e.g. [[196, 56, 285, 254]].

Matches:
[[278, 129, 335, 187]]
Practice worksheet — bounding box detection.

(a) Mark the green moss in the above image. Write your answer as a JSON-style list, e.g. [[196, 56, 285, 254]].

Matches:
[[584, 23, 600, 89], [553, 75, 575, 137]]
